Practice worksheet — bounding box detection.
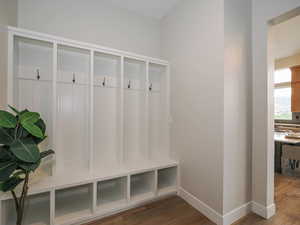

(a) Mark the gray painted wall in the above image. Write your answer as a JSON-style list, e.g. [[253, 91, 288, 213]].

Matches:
[[18, 0, 161, 58], [0, 0, 17, 26], [161, 0, 225, 213], [223, 0, 252, 214]]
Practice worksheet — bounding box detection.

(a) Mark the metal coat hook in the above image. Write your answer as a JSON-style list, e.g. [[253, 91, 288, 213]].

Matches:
[[72, 73, 76, 83], [36, 69, 40, 80], [128, 80, 131, 89], [149, 83, 152, 91], [102, 77, 106, 87]]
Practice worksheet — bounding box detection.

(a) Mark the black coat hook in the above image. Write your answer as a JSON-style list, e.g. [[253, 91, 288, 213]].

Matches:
[[149, 83, 152, 91], [128, 80, 131, 89], [102, 77, 106, 87], [72, 73, 76, 83], [37, 69, 40, 80]]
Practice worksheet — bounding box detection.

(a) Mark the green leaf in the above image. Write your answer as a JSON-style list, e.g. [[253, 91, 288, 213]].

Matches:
[[19, 109, 29, 117], [35, 119, 46, 134], [18, 160, 40, 172], [0, 111, 17, 128], [10, 138, 40, 163], [0, 176, 24, 192], [32, 119, 46, 143], [22, 123, 44, 139], [17, 126, 29, 139], [8, 105, 19, 115], [0, 147, 12, 162], [0, 127, 15, 145], [20, 112, 40, 124], [40, 149, 54, 159], [20, 112, 44, 138], [0, 161, 17, 181]]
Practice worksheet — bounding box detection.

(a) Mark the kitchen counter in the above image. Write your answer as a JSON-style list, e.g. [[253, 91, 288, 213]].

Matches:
[[274, 132, 300, 144]]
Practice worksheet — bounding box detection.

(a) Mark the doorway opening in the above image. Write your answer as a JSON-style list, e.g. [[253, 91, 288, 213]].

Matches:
[[267, 7, 300, 220]]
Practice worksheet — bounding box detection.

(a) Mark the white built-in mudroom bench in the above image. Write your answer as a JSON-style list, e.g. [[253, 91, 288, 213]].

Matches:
[[0, 26, 178, 225]]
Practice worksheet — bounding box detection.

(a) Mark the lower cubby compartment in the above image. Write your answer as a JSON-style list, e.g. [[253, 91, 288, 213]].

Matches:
[[97, 177, 127, 212], [157, 167, 178, 195], [130, 171, 155, 202], [1, 192, 50, 225], [55, 184, 93, 225]]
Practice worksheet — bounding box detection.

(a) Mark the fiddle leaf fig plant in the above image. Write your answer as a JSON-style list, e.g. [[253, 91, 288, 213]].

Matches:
[[0, 105, 54, 225]]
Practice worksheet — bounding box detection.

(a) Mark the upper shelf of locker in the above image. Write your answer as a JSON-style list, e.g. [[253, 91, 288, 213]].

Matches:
[[1, 26, 170, 67]]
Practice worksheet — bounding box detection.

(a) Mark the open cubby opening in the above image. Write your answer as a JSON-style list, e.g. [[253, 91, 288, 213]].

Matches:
[[124, 58, 146, 90], [123, 90, 147, 163], [13, 36, 54, 176], [93, 52, 122, 170], [55, 184, 93, 225], [148, 63, 166, 93], [56, 83, 90, 175], [130, 171, 155, 201], [93, 87, 121, 170], [1, 192, 50, 225], [123, 58, 147, 163], [14, 36, 53, 81], [94, 52, 121, 88], [157, 167, 177, 192], [148, 64, 169, 160], [57, 45, 90, 85], [97, 177, 127, 211]]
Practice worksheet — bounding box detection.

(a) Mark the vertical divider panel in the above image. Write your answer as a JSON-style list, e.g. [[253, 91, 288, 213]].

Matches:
[[120, 56, 125, 165], [127, 175, 131, 202], [7, 32, 14, 108], [154, 170, 158, 196], [166, 65, 172, 159], [0, 199, 2, 225], [50, 189, 55, 225], [52, 42, 58, 176], [90, 50, 94, 174], [145, 62, 150, 160], [92, 182, 97, 214]]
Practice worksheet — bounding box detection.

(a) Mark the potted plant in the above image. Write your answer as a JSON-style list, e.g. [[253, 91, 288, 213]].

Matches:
[[0, 106, 54, 225]]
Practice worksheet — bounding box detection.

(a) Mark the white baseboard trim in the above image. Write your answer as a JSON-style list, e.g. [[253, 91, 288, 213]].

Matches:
[[251, 201, 276, 219], [178, 187, 252, 225], [222, 202, 252, 225], [178, 188, 223, 225]]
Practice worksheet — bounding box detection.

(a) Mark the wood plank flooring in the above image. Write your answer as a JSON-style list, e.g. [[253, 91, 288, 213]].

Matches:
[[86, 175, 300, 225]]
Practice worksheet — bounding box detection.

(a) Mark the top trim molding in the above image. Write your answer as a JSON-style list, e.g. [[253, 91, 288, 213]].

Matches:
[[1, 25, 169, 66]]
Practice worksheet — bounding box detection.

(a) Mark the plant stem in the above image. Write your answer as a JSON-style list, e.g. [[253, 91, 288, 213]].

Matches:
[[11, 190, 19, 213], [16, 172, 29, 225]]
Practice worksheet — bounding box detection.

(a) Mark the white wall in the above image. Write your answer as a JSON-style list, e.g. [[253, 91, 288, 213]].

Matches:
[[0, 0, 17, 109], [0, 0, 17, 26], [252, 0, 300, 213], [17, 0, 161, 58], [223, 0, 252, 214], [161, 0, 224, 214]]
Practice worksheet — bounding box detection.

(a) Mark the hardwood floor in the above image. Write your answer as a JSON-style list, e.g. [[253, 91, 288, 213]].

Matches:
[[86, 175, 300, 225]]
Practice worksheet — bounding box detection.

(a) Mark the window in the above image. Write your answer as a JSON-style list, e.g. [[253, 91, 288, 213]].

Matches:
[[274, 68, 292, 120]]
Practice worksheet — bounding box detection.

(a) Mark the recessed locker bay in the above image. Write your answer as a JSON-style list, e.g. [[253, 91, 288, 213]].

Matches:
[[56, 45, 91, 175], [93, 52, 122, 170], [1, 26, 177, 225], [13, 36, 54, 177]]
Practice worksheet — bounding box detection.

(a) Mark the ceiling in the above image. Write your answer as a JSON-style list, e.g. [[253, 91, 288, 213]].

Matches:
[[271, 14, 300, 60], [102, 0, 182, 20]]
